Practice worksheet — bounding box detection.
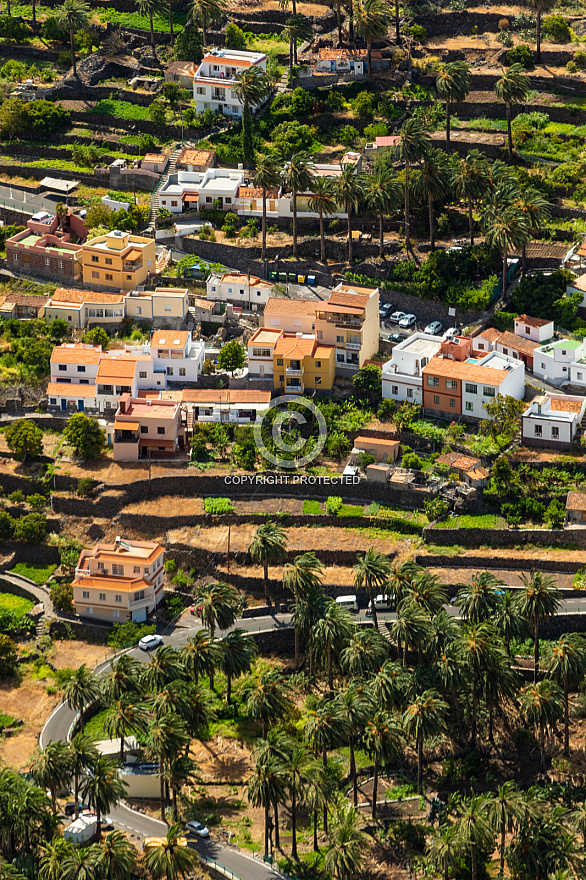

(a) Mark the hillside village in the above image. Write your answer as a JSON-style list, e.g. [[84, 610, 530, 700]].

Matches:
[[5, 2, 586, 880]]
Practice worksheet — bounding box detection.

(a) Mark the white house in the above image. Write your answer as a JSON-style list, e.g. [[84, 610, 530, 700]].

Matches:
[[47, 343, 103, 414], [513, 314, 554, 344], [207, 272, 274, 311], [125, 330, 205, 383], [381, 333, 443, 404], [460, 352, 525, 420], [192, 48, 267, 117], [566, 273, 586, 307], [247, 327, 282, 379], [533, 338, 586, 386], [182, 389, 271, 423], [522, 393, 586, 449]]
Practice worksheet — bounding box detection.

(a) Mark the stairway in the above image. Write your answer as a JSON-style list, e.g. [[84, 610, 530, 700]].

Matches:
[[149, 142, 183, 229]]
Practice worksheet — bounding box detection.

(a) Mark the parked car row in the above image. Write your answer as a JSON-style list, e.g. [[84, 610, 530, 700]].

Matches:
[[380, 308, 460, 341]]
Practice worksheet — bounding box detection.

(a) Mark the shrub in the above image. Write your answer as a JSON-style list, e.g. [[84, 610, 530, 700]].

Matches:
[[575, 49, 586, 70], [542, 14, 571, 42], [0, 634, 18, 679], [13, 513, 47, 544], [326, 496, 342, 515], [408, 23, 427, 42], [107, 621, 155, 648], [506, 44, 533, 67], [63, 413, 105, 459], [76, 478, 94, 497], [377, 398, 396, 421], [337, 504, 364, 518], [364, 122, 388, 141], [350, 92, 377, 118], [8, 491, 24, 504], [164, 559, 177, 573], [204, 497, 234, 514], [27, 493, 47, 511], [5, 420, 43, 461], [0, 511, 14, 542], [302, 500, 322, 515], [50, 581, 74, 614], [402, 452, 423, 470], [567, 60, 578, 73], [225, 22, 247, 48]]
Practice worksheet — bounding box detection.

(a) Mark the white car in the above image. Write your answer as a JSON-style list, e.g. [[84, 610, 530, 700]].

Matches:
[[424, 321, 443, 335], [185, 820, 210, 838], [444, 327, 458, 339], [138, 634, 164, 652], [399, 314, 417, 328], [389, 311, 406, 324]]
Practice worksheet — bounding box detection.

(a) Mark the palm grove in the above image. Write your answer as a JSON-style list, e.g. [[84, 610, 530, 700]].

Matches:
[[11, 521, 586, 879]]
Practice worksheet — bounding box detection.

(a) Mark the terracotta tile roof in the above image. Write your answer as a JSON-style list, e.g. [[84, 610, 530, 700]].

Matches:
[[249, 328, 283, 346], [466, 467, 489, 480], [182, 389, 271, 404], [566, 491, 586, 511], [571, 275, 586, 292], [166, 61, 197, 76], [477, 327, 503, 343], [423, 356, 508, 385], [516, 314, 552, 328], [273, 335, 319, 358], [50, 289, 125, 305], [97, 357, 138, 382], [497, 331, 539, 357], [375, 136, 401, 147], [264, 298, 317, 316], [237, 186, 280, 200], [177, 148, 215, 167], [318, 48, 382, 60], [436, 452, 481, 470], [73, 576, 151, 592], [47, 383, 97, 397], [220, 273, 273, 289], [202, 53, 253, 67], [4, 293, 49, 307], [51, 345, 102, 365], [354, 435, 400, 448], [327, 290, 371, 309], [191, 297, 214, 311], [152, 330, 188, 348], [143, 153, 167, 163], [549, 397, 584, 414]]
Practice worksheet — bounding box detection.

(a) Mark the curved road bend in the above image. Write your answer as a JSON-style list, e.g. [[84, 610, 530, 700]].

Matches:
[[41, 599, 586, 875]]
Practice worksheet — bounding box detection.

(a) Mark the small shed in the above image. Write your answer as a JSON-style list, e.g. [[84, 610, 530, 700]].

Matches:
[[354, 436, 400, 463]]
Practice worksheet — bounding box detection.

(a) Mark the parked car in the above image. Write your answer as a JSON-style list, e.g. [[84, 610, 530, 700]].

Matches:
[[399, 314, 417, 328], [379, 303, 393, 318], [185, 820, 210, 838], [389, 311, 406, 324], [424, 321, 443, 335], [64, 802, 85, 817], [389, 332, 408, 344], [138, 634, 164, 652], [444, 327, 458, 339]]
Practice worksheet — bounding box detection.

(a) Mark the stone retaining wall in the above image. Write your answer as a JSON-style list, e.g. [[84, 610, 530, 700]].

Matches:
[[423, 525, 586, 547], [416, 552, 585, 574]]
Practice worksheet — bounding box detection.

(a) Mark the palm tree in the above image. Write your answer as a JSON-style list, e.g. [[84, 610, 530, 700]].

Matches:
[[253, 157, 281, 263], [166, 755, 199, 823], [62, 664, 100, 735], [283, 551, 324, 667], [136, 0, 166, 46], [353, 548, 391, 630], [456, 571, 505, 623], [284, 13, 313, 76], [305, 699, 349, 833], [340, 628, 389, 678], [30, 742, 72, 812], [97, 831, 137, 880], [308, 176, 337, 263], [60, 846, 100, 880], [54, 0, 90, 76], [412, 147, 450, 251], [398, 117, 431, 251], [494, 64, 530, 162], [233, 66, 271, 167], [485, 782, 527, 878], [403, 689, 448, 795], [243, 667, 293, 738], [364, 166, 402, 258], [146, 714, 190, 821], [427, 824, 462, 880], [325, 803, 370, 879], [456, 796, 493, 880], [389, 601, 430, 665], [219, 628, 257, 703], [105, 654, 142, 702], [282, 153, 314, 260], [494, 589, 528, 656], [179, 630, 220, 686], [189, 0, 226, 47], [513, 186, 551, 274], [313, 598, 353, 695], [519, 679, 564, 773], [547, 634, 586, 756], [484, 203, 530, 301], [337, 683, 372, 806], [334, 163, 363, 264], [436, 60, 471, 150], [69, 734, 98, 820], [364, 711, 403, 819], [353, 0, 390, 83], [305, 762, 332, 853], [194, 581, 240, 639], [405, 570, 447, 617], [526, 0, 555, 63], [104, 696, 149, 763], [247, 748, 286, 860], [452, 150, 488, 246], [457, 622, 501, 748], [516, 570, 562, 681], [40, 837, 73, 880], [141, 646, 184, 692], [81, 755, 126, 838], [368, 659, 410, 711], [143, 823, 199, 880], [248, 521, 287, 605], [285, 742, 312, 861], [291, 586, 328, 675]]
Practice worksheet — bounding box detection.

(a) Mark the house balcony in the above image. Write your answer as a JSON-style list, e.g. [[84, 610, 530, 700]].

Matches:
[[286, 383, 303, 393], [124, 260, 142, 272], [286, 367, 302, 376], [75, 567, 110, 578], [114, 433, 139, 444], [345, 342, 361, 351], [320, 315, 363, 327]]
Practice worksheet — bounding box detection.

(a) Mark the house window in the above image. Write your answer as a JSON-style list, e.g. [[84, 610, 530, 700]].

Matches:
[[58, 260, 63, 269], [91, 255, 99, 263], [92, 271, 99, 279], [49, 398, 56, 405], [525, 326, 530, 334], [141, 426, 148, 433], [136, 306, 142, 315], [105, 274, 113, 281], [465, 383, 477, 394], [134, 589, 145, 601], [157, 426, 165, 434], [552, 426, 560, 439], [167, 367, 173, 376], [562, 350, 567, 356], [113, 610, 121, 619], [114, 595, 122, 604], [277, 359, 283, 366], [86, 607, 93, 615], [315, 361, 321, 368], [465, 401, 474, 411], [315, 376, 322, 385], [134, 566, 141, 573], [105, 258, 112, 265], [112, 564, 124, 576], [12, 253, 17, 261], [165, 305, 172, 312], [433, 395, 440, 405], [541, 363, 546, 369], [279, 375, 284, 382], [428, 376, 439, 387], [126, 275, 132, 280], [77, 366, 85, 373], [171, 201, 178, 207], [97, 562, 104, 570], [99, 593, 106, 601], [179, 368, 186, 376], [534, 425, 543, 436], [59, 364, 67, 371], [45, 258, 50, 267], [477, 343, 485, 350], [336, 335, 344, 343], [449, 398, 456, 407], [82, 590, 89, 599], [407, 388, 413, 398], [483, 386, 496, 397], [143, 567, 149, 575], [502, 348, 508, 355], [140, 371, 147, 378], [578, 372, 583, 381], [446, 379, 458, 390], [563, 366, 568, 373]]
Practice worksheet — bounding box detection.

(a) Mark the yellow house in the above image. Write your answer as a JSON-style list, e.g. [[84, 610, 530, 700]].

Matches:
[[315, 283, 379, 375], [125, 287, 189, 322], [81, 230, 156, 291], [273, 333, 335, 393]]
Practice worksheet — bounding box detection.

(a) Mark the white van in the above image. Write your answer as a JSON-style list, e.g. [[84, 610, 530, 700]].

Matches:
[[367, 594, 392, 616], [335, 595, 359, 613]]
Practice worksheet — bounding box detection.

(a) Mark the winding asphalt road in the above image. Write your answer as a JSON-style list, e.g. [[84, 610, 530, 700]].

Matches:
[[40, 597, 586, 878]]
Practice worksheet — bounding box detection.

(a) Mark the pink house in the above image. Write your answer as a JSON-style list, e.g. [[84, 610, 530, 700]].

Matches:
[[112, 394, 187, 461]]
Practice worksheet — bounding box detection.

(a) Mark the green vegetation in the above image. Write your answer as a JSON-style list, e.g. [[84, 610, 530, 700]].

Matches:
[[10, 563, 56, 584], [204, 497, 235, 514], [90, 100, 153, 121], [107, 620, 156, 648], [303, 500, 323, 515], [0, 592, 34, 618]]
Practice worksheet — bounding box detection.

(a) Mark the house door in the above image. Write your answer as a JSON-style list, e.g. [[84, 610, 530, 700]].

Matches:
[[61, 399, 67, 412], [78, 400, 84, 412]]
